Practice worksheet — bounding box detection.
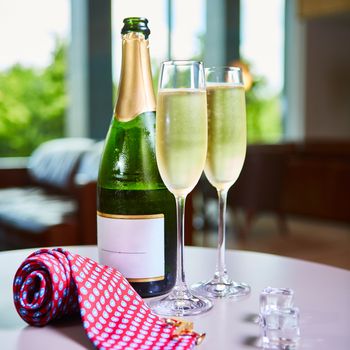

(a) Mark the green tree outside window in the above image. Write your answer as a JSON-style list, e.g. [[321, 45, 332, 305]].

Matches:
[[0, 39, 67, 157]]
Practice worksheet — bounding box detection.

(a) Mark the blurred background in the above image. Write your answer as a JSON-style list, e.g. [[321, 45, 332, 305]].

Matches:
[[0, 0, 349, 269]]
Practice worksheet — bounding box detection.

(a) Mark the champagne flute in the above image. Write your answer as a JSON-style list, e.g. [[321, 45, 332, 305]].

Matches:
[[148, 61, 212, 316], [191, 66, 251, 298]]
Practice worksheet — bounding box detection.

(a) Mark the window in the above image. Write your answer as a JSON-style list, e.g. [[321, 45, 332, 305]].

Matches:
[[112, 0, 168, 90], [240, 0, 285, 142], [171, 0, 206, 61], [0, 0, 70, 157], [112, 0, 206, 91]]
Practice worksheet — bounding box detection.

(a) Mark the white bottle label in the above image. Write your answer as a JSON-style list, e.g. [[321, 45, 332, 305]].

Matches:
[[97, 212, 165, 282]]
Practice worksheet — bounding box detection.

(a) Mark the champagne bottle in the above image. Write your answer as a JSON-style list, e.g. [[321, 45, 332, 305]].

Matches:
[[97, 18, 176, 298]]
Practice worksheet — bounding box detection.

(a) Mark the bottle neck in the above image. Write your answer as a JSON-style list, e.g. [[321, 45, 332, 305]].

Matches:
[[115, 32, 156, 122]]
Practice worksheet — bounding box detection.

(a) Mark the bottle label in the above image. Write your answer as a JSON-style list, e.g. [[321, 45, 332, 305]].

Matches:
[[97, 212, 165, 282]]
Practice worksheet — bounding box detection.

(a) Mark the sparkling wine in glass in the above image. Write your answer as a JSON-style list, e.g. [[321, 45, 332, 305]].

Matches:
[[191, 66, 251, 299], [148, 61, 213, 316]]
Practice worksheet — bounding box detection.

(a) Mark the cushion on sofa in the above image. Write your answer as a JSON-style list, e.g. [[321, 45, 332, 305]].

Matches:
[[28, 138, 94, 190], [74, 140, 104, 185]]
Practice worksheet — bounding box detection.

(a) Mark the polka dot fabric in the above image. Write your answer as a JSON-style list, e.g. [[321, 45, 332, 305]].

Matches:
[[13, 248, 199, 350]]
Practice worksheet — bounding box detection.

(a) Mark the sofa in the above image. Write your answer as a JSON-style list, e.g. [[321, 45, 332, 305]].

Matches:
[[0, 138, 103, 250]]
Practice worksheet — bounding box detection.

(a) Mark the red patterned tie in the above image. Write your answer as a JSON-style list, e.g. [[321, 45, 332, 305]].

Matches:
[[13, 248, 203, 349]]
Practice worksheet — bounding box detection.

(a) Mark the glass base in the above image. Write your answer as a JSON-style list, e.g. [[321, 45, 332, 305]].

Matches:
[[147, 286, 213, 317], [191, 276, 251, 299]]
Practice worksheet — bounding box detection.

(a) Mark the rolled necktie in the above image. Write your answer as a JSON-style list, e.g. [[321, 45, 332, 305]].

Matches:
[[13, 248, 204, 349]]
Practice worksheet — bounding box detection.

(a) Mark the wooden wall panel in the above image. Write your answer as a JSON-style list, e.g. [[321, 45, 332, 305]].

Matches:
[[298, 0, 350, 18]]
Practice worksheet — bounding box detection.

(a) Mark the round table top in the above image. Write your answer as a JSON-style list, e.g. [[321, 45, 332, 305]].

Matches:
[[0, 246, 349, 349]]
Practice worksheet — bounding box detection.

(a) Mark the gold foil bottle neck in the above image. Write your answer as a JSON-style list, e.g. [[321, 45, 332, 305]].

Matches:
[[115, 32, 156, 122]]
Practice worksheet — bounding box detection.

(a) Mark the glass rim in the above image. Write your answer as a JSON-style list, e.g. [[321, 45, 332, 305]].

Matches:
[[261, 287, 294, 296], [205, 66, 242, 72], [162, 60, 203, 66]]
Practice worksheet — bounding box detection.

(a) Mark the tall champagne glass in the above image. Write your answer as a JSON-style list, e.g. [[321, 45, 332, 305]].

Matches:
[[148, 61, 212, 316], [191, 66, 251, 298]]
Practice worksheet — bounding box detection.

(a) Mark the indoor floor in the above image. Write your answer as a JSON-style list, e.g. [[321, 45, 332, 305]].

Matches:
[[193, 211, 350, 270]]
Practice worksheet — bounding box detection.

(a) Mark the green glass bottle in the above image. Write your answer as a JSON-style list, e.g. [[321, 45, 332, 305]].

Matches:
[[97, 18, 176, 297]]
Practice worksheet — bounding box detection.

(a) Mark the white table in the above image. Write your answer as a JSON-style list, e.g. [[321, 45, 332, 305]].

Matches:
[[0, 246, 349, 349]]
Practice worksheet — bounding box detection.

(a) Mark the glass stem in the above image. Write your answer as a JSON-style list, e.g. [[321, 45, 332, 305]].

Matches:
[[215, 188, 228, 282], [174, 195, 187, 290]]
